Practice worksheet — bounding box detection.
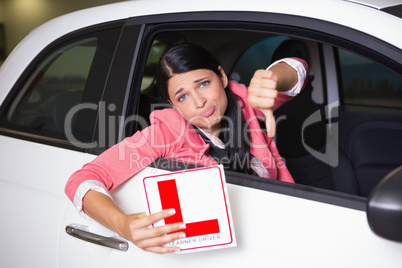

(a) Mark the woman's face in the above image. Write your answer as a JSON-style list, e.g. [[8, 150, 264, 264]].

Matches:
[[168, 67, 228, 136]]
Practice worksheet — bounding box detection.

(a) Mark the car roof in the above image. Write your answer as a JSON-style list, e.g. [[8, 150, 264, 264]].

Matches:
[[7, 0, 402, 57], [1, 0, 402, 102], [16, 0, 402, 42]]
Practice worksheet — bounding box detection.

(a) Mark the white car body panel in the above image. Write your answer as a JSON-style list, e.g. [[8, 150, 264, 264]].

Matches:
[[58, 166, 402, 267], [0, 135, 86, 267], [0, 0, 402, 267]]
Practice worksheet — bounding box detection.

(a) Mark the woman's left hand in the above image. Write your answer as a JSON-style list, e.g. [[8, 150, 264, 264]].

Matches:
[[248, 69, 279, 137]]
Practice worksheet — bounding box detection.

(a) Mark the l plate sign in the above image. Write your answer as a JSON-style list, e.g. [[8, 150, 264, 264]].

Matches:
[[142, 165, 236, 253]]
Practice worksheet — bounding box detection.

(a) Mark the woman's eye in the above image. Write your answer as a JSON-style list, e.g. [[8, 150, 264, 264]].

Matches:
[[200, 81, 210, 88], [178, 94, 187, 102]]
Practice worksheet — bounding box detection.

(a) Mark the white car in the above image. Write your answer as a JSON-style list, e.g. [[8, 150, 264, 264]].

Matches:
[[1, 0, 402, 267]]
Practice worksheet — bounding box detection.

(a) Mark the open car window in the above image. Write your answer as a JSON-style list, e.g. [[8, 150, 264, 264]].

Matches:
[[127, 20, 401, 200], [134, 30, 335, 191]]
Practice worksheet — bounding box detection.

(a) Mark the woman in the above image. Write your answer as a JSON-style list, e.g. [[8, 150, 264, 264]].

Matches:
[[65, 43, 308, 254]]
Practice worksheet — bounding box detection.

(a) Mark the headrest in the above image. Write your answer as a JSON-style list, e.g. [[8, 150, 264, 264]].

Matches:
[[271, 40, 310, 63]]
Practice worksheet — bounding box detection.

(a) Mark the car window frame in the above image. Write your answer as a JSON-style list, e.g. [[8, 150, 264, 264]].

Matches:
[[115, 11, 402, 210], [149, 158, 366, 211], [122, 11, 402, 141], [127, 11, 402, 72], [86, 23, 144, 155]]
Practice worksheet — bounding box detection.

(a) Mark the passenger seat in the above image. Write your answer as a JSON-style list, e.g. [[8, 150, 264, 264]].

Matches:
[[272, 40, 359, 195]]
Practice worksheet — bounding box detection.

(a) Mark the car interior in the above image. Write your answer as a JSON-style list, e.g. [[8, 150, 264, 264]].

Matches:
[[135, 29, 402, 198]]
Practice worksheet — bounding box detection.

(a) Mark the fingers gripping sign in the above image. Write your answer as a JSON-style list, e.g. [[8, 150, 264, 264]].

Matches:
[[248, 69, 279, 138], [122, 209, 186, 254]]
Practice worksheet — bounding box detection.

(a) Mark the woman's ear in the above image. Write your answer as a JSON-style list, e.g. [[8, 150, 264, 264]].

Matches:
[[218, 66, 229, 88]]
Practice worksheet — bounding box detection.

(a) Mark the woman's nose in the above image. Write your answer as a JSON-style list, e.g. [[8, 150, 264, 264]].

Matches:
[[193, 93, 206, 108]]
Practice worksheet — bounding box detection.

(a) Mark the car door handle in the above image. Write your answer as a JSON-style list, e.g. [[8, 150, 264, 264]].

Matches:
[[66, 224, 129, 252]]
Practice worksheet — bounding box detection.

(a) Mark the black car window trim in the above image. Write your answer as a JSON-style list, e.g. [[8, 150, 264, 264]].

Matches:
[[87, 23, 144, 155], [0, 21, 125, 152], [228, 171, 366, 211], [126, 11, 402, 74], [116, 21, 380, 209], [115, 14, 402, 207], [382, 4, 402, 19], [150, 158, 366, 211]]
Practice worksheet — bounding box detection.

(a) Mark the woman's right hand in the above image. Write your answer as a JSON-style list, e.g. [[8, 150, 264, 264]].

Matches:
[[117, 209, 187, 254], [82, 190, 186, 254], [248, 69, 279, 137]]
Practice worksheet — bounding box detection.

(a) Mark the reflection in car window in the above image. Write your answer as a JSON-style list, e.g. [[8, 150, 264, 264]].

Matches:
[[338, 48, 402, 108], [1, 38, 96, 139], [0, 28, 121, 146]]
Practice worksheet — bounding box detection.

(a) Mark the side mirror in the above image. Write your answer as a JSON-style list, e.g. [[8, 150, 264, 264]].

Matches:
[[367, 166, 402, 242]]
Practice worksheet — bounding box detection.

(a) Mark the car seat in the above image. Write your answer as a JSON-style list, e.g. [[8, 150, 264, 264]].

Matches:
[[341, 120, 402, 196], [272, 40, 359, 195]]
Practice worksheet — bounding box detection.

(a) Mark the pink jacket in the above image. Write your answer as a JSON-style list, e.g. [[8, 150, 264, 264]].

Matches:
[[65, 63, 307, 202]]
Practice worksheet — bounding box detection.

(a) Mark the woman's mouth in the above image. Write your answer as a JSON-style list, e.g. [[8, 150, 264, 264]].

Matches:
[[200, 106, 215, 117]]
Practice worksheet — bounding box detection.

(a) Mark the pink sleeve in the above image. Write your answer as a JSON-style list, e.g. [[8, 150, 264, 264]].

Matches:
[[64, 109, 185, 203], [64, 129, 161, 203]]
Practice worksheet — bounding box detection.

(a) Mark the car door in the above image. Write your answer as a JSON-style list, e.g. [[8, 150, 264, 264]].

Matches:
[[58, 12, 402, 268], [0, 23, 122, 267]]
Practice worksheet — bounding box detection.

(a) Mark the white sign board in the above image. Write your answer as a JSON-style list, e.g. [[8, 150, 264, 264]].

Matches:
[[141, 165, 236, 253]]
